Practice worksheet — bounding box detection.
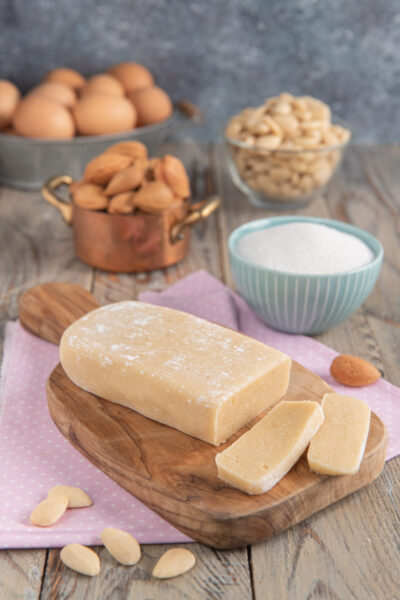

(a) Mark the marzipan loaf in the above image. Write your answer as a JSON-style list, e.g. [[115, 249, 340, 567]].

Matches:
[[60, 302, 292, 445]]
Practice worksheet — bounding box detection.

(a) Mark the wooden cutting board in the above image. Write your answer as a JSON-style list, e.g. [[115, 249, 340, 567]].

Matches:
[[19, 283, 388, 549]]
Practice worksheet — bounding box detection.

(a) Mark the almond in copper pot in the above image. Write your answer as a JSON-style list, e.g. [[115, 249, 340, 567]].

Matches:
[[105, 162, 147, 196], [84, 153, 131, 185], [133, 181, 177, 213], [105, 141, 148, 161], [73, 183, 109, 210], [108, 192, 135, 214]]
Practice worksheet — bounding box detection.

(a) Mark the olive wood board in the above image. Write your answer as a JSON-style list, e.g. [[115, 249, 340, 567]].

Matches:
[[20, 283, 388, 549]]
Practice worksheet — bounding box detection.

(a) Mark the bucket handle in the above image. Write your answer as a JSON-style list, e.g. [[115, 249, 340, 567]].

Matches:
[[42, 174, 74, 225]]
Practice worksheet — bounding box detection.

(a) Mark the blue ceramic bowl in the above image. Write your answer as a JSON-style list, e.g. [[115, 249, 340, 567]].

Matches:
[[228, 216, 383, 334]]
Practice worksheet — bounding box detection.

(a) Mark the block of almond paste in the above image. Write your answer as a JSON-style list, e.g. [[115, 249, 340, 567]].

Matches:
[[307, 393, 371, 475], [60, 301, 292, 445], [215, 400, 324, 494]]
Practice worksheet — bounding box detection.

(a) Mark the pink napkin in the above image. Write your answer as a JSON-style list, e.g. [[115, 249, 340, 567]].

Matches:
[[0, 270, 399, 550]]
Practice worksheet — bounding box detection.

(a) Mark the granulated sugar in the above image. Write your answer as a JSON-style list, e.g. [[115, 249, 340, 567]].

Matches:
[[237, 222, 375, 275]]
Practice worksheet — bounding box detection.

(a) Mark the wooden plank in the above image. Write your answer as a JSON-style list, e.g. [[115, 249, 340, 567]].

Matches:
[[212, 144, 400, 599], [0, 185, 94, 599], [0, 186, 94, 310], [41, 543, 252, 600], [0, 549, 46, 600]]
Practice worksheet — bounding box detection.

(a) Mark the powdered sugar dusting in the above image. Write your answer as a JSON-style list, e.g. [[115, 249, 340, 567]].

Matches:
[[62, 301, 288, 407]]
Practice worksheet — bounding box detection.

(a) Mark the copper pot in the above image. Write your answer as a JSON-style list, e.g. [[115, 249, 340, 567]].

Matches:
[[42, 174, 221, 273]]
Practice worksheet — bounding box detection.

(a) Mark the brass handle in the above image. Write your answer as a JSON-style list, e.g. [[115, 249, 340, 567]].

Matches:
[[170, 195, 221, 243], [42, 174, 74, 225]]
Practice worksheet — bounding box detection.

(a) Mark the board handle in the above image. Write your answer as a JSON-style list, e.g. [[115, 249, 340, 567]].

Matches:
[[19, 282, 100, 345]]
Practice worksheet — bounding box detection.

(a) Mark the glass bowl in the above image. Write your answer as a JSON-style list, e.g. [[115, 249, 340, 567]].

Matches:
[[224, 128, 350, 210]]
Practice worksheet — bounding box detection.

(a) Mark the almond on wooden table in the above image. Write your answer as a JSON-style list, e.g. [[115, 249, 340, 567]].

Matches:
[[72, 183, 109, 210], [152, 548, 196, 579], [60, 544, 100, 576], [100, 527, 141, 565], [84, 153, 131, 185], [30, 494, 69, 527], [47, 484, 92, 508], [330, 354, 381, 387]]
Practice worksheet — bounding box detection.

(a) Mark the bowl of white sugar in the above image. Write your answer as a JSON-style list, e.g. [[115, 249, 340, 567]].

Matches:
[[228, 217, 383, 334]]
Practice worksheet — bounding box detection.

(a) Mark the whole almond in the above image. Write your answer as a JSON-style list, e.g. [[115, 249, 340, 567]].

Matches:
[[105, 141, 148, 161], [330, 354, 381, 387], [100, 527, 141, 565], [60, 544, 100, 576], [153, 155, 190, 198], [133, 181, 175, 213], [69, 180, 84, 197], [47, 485, 92, 508], [108, 192, 134, 214], [84, 153, 131, 185], [105, 161, 147, 196], [152, 548, 196, 579], [73, 183, 109, 210], [30, 494, 69, 527]]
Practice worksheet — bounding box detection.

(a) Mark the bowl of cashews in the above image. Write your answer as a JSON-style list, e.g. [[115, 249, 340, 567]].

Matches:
[[224, 92, 351, 210]]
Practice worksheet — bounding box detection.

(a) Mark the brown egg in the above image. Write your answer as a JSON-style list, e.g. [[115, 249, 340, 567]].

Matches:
[[129, 86, 173, 127], [0, 80, 20, 130], [2, 126, 19, 136], [81, 74, 125, 97], [13, 96, 75, 139], [73, 93, 137, 135], [44, 68, 86, 92], [29, 82, 77, 109], [108, 62, 154, 94]]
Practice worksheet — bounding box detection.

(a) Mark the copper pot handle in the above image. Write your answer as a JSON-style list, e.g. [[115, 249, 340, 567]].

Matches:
[[170, 195, 221, 243], [42, 174, 74, 225]]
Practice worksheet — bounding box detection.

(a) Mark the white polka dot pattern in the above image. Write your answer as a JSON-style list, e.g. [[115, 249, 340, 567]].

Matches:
[[0, 269, 398, 550], [0, 322, 190, 550]]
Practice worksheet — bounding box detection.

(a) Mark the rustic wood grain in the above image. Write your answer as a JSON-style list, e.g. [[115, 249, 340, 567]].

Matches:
[[40, 543, 253, 600], [0, 549, 46, 599], [45, 358, 386, 549], [19, 282, 99, 344], [0, 144, 399, 599]]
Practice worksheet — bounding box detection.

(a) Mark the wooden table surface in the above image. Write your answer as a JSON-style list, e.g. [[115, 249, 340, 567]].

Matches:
[[0, 144, 399, 600]]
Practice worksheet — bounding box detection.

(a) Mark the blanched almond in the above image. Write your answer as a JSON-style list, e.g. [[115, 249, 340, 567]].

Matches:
[[72, 183, 109, 210], [108, 192, 134, 214], [60, 544, 100, 576], [133, 181, 175, 213], [30, 495, 69, 527], [100, 527, 141, 565], [47, 485, 92, 508], [105, 141, 148, 161], [105, 161, 146, 196], [84, 153, 131, 185], [152, 548, 196, 579]]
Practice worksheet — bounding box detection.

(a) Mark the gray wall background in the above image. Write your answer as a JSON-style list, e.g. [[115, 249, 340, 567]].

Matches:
[[1, 0, 399, 142]]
